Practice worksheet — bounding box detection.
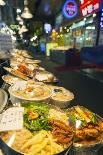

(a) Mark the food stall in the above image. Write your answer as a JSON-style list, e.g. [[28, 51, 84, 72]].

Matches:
[[0, 49, 103, 155], [50, 46, 80, 66]]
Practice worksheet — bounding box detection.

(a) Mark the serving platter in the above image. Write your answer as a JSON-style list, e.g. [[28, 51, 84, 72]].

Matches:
[[67, 106, 103, 151], [3, 67, 31, 81], [0, 102, 74, 155], [8, 81, 52, 101], [2, 75, 22, 85]]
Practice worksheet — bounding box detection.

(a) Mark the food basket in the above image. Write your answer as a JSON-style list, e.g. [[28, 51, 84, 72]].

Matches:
[[67, 106, 103, 155], [0, 102, 75, 155]]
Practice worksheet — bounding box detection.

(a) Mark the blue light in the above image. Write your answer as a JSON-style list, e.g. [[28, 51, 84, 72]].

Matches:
[[63, 0, 78, 19], [100, 8, 103, 28]]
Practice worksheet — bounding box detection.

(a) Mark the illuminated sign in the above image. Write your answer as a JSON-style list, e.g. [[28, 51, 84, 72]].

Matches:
[[100, 9, 103, 28], [80, 0, 101, 16], [63, 0, 78, 19]]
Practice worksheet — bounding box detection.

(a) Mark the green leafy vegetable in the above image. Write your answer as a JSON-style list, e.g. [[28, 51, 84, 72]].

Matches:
[[21, 102, 52, 131]]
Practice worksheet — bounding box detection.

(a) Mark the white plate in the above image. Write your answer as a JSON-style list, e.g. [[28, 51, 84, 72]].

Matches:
[[8, 82, 52, 101], [2, 75, 23, 85]]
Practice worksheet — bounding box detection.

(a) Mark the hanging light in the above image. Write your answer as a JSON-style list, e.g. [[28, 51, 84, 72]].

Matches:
[[19, 25, 28, 34], [16, 15, 22, 21], [0, 0, 6, 6], [21, 0, 33, 19]]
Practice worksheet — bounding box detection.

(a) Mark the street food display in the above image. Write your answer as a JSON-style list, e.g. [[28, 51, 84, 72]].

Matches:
[[1, 49, 103, 154], [0, 102, 74, 155]]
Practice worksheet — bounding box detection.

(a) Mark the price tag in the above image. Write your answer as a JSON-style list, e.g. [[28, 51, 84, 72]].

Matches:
[[0, 107, 24, 132]]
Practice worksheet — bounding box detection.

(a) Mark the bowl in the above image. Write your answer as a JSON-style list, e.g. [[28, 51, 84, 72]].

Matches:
[[50, 86, 74, 108], [8, 81, 52, 103]]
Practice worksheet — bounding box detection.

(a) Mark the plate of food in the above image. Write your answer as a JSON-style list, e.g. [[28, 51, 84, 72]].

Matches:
[[10, 59, 40, 71], [34, 71, 57, 83], [49, 86, 74, 108], [3, 67, 30, 81], [67, 106, 103, 149], [0, 102, 74, 155], [2, 75, 22, 85], [21, 50, 32, 58], [25, 58, 41, 64], [11, 50, 32, 59], [8, 81, 52, 101]]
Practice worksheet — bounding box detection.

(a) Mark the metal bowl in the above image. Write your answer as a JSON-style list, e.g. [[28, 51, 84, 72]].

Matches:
[[0, 102, 75, 155]]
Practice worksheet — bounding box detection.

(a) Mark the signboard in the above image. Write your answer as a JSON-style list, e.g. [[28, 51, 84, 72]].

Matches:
[[80, 0, 101, 16], [100, 9, 103, 28], [0, 107, 24, 132], [63, 0, 78, 19]]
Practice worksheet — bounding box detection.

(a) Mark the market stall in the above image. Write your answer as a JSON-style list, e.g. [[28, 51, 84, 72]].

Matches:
[[0, 49, 103, 155], [50, 47, 80, 66]]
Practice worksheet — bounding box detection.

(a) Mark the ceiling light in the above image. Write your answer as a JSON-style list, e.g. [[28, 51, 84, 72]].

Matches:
[[21, 6, 33, 19], [0, 0, 6, 6], [21, 0, 33, 19]]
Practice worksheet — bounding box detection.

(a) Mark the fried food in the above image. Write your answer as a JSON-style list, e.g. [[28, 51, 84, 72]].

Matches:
[[50, 119, 73, 146], [68, 106, 103, 144]]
